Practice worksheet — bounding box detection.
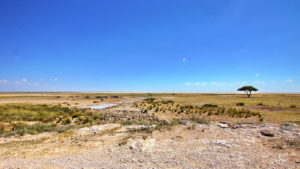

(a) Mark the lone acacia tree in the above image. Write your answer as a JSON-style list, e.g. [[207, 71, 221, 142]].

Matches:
[[237, 86, 258, 98]]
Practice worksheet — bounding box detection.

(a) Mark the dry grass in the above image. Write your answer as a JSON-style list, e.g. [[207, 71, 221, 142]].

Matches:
[[0, 93, 299, 124], [136, 93, 300, 124], [0, 104, 104, 136]]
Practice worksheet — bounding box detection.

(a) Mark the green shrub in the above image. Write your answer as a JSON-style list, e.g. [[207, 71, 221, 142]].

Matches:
[[11, 122, 29, 136], [27, 124, 56, 134]]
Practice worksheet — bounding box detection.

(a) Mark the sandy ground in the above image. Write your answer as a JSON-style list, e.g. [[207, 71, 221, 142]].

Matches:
[[0, 122, 299, 169]]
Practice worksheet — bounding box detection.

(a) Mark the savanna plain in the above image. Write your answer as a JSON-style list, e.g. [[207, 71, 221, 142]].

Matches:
[[0, 92, 299, 168]]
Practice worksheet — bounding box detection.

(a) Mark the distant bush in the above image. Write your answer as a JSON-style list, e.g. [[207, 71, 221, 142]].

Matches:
[[144, 98, 156, 102], [111, 96, 120, 99], [202, 104, 218, 108], [257, 103, 264, 106], [161, 100, 174, 104], [290, 105, 297, 108], [259, 117, 264, 122], [0, 122, 4, 134], [236, 102, 244, 106], [190, 116, 210, 124], [62, 118, 72, 124]]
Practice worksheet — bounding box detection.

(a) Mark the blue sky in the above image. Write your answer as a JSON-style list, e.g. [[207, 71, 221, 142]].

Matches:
[[0, 0, 299, 92]]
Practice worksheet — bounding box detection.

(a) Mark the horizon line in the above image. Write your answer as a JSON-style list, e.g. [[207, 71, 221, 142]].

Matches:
[[0, 91, 300, 94]]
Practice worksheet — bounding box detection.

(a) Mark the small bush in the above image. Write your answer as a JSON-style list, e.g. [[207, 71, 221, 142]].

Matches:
[[257, 103, 264, 106], [161, 100, 174, 104], [236, 102, 244, 106], [11, 122, 29, 136], [0, 122, 5, 134], [190, 116, 210, 124], [118, 140, 128, 146], [290, 105, 296, 108], [62, 118, 72, 124], [128, 127, 153, 133], [202, 104, 218, 108], [27, 124, 56, 134], [144, 98, 156, 102]]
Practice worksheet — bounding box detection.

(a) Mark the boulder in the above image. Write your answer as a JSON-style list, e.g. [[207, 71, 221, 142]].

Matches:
[[260, 130, 275, 137]]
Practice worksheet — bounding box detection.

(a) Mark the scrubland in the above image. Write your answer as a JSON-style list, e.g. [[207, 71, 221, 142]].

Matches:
[[0, 92, 299, 168]]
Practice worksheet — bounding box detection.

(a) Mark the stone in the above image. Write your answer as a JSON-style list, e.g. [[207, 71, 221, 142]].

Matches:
[[162, 120, 170, 125], [260, 130, 275, 137], [217, 123, 230, 128], [280, 123, 297, 131], [231, 124, 241, 129], [180, 120, 189, 125]]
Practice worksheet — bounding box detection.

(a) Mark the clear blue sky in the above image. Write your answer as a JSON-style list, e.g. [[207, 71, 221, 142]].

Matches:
[[0, 0, 299, 92]]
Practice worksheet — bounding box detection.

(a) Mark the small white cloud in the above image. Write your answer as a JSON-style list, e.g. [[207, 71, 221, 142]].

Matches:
[[182, 58, 187, 62], [32, 82, 39, 86], [185, 82, 207, 86], [256, 73, 260, 77], [15, 78, 30, 85], [14, 81, 22, 85], [252, 81, 265, 85], [285, 78, 293, 83], [236, 81, 248, 85], [20, 78, 28, 82], [186, 81, 228, 86], [211, 81, 227, 86], [52, 78, 59, 81], [0, 80, 8, 84], [270, 81, 276, 84]]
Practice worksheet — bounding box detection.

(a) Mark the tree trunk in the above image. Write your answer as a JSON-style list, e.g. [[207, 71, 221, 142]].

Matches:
[[247, 91, 252, 98]]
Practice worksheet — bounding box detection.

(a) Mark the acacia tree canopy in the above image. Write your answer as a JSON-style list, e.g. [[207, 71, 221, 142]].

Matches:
[[237, 86, 258, 98]]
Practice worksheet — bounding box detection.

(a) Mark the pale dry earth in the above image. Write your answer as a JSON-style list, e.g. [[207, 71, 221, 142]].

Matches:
[[0, 122, 299, 169]]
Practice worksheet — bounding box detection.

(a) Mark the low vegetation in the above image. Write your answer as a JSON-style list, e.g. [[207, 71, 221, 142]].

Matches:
[[133, 99, 264, 122], [236, 102, 244, 106], [0, 104, 103, 136]]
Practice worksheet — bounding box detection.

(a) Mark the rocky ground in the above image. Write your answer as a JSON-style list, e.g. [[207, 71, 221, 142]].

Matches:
[[0, 121, 299, 169], [0, 101, 299, 169]]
